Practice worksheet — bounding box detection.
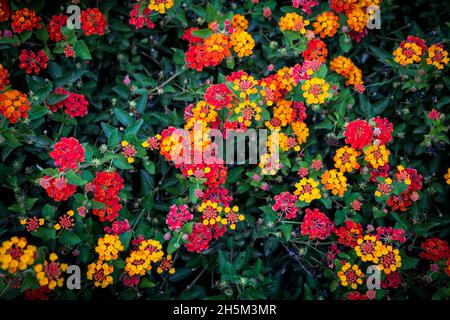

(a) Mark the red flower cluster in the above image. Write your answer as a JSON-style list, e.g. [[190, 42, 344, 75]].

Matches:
[[202, 186, 233, 207], [301, 208, 334, 240], [184, 27, 236, 71], [39, 176, 76, 202], [344, 117, 393, 150], [344, 119, 373, 150], [204, 84, 234, 109], [129, 3, 154, 30], [47, 14, 68, 42], [419, 238, 450, 262], [104, 219, 130, 235], [334, 220, 363, 247], [86, 171, 124, 222], [19, 49, 48, 75], [372, 116, 394, 145], [0, 63, 10, 91], [11, 8, 41, 33], [381, 271, 402, 289], [47, 88, 89, 118], [49, 137, 85, 172], [0, 0, 11, 23], [302, 39, 328, 63], [272, 192, 298, 220], [375, 226, 406, 244], [81, 8, 107, 36], [185, 223, 212, 253], [24, 286, 51, 300], [166, 204, 193, 231], [292, 0, 318, 14], [388, 167, 422, 212], [182, 27, 204, 44], [183, 160, 228, 189]]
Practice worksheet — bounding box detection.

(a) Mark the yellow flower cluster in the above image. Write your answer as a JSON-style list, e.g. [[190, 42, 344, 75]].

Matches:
[[337, 263, 365, 289], [231, 14, 249, 32], [355, 235, 384, 262], [267, 132, 299, 153], [364, 144, 390, 169], [313, 11, 339, 38], [393, 42, 423, 65], [233, 74, 258, 99], [95, 234, 124, 261], [291, 121, 309, 145], [273, 100, 294, 127], [235, 99, 261, 127], [184, 100, 218, 130], [148, 0, 174, 14], [374, 245, 402, 275], [279, 12, 310, 34], [259, 153, 281, 175], [294, 177, 321, 203], [125, 239, 164, 276], [330, 56, 364, 88], [321, 169, 348, 197], [333, 145, 361, 173], [230, 31, 255, 58], [87, 260, 114, 288], [199, 200, 225, 226], [354, 236, 402, 274], [426, 44, 449, 70], [0, 236, 36, 274], [34, 253, 68, 290], [302, 77, 330, 105], [222, 205, 245, 230]]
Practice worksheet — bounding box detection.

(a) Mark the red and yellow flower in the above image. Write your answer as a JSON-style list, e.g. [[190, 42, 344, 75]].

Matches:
[[294, 177, 321, 203], [34, 253, 68, 290], [338, 263, 365, 289], [0, 237, 37, 274]]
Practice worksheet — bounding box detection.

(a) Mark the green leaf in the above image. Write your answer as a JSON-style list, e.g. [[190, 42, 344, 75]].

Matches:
[[74, 40, 92, 60], [334, 210, 346, 226], [191, 29, 213, 39], [114, 108, 133, 127], [279, 224, 293, 241], [60, 232, 82, 246], [339, 34, 352, 53], [172, 48, 186, 65], [143, 160, 155, 175], [65, 170, 87, 186], [125, 119, 143, 135], [140, 278, 156, 288]]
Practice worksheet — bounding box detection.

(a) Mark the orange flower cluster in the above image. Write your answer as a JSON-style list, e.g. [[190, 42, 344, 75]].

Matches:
[[330, 0, 380, 39], [393, 36, 449, 70], [185, 15, 255, 71], [313, 11, 339, 38], [0, 0, 11, 22], [11, 8, 41, 33], [279, 12, 310, 34], [330, 56, 365, 92], [0, 90, 31, 123], [426, 44, 449, 70], [393, 36, 426, 65]]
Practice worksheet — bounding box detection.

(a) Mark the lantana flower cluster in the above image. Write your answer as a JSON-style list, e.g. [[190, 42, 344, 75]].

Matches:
[[184, 14, 255, 71]]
